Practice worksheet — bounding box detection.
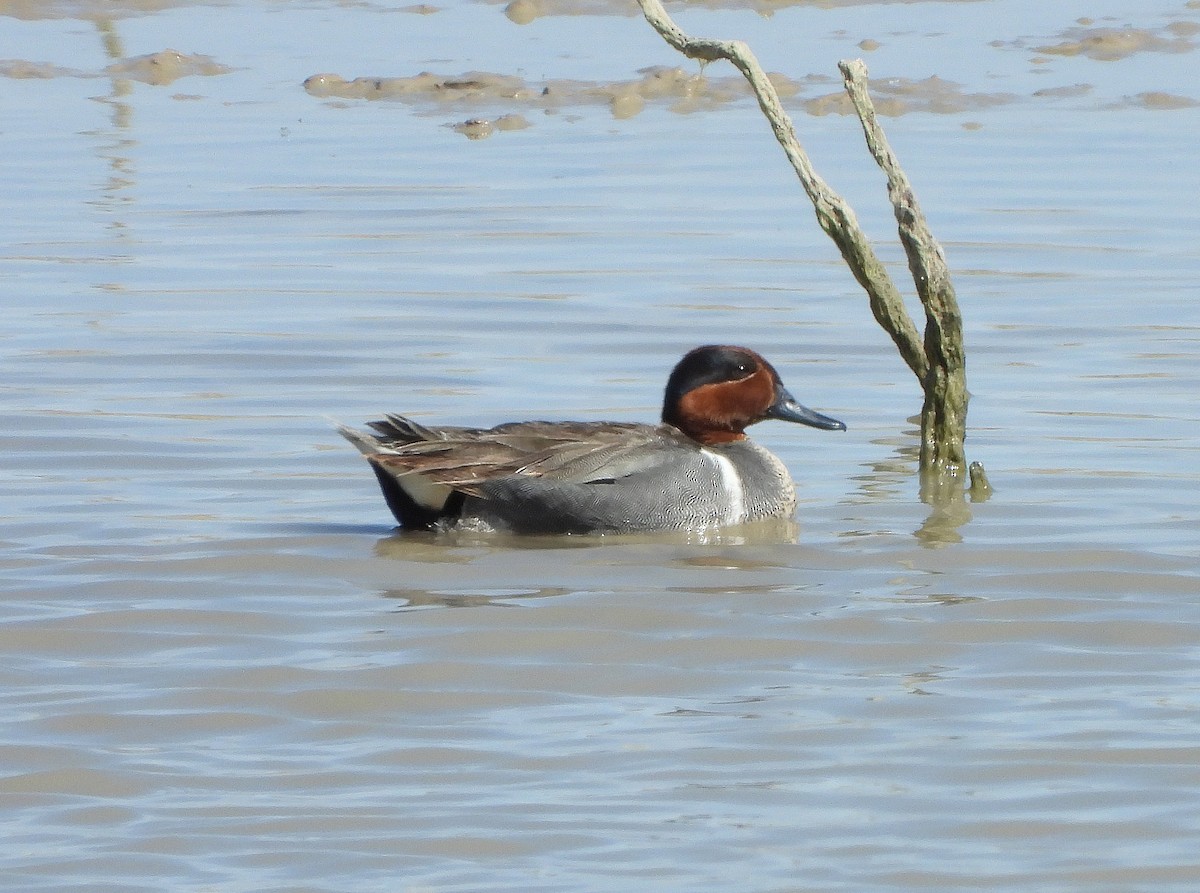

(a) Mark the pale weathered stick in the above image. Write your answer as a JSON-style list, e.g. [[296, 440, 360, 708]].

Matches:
[[839, 59, 967, 472], [635, 0, 928, 384]]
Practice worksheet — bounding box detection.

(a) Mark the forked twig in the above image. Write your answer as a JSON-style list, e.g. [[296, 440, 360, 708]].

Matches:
[[636, 0, 976, 486]]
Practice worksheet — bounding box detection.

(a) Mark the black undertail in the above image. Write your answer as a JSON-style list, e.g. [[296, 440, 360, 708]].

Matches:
[[368, 460, 465, 529]]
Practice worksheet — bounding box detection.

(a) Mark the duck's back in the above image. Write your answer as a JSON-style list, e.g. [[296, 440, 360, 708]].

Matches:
[[344, 415, 798, 534], [463, 427, 797, 534]]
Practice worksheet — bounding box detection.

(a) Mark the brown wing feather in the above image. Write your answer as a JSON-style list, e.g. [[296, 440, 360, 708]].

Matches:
[[348, 415, 690, 497]]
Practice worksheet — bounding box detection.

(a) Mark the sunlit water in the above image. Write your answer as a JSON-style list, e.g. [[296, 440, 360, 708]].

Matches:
[[3, 0, 1199, 890]]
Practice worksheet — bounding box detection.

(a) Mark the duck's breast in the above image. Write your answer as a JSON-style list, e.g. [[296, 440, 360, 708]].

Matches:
[[706, 440, 797, 523]]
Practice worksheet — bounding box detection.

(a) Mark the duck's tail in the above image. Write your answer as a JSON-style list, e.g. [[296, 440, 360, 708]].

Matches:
[[334, 419, 455, 529], [336, 422, 387, 457]]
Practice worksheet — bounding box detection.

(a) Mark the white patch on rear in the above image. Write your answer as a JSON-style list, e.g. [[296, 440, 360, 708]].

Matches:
[[395, 470, 453, 512], [701, 448, 745, 523]]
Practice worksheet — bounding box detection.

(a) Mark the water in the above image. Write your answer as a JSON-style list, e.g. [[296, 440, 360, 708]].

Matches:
[[3, 0, 1199, 890]]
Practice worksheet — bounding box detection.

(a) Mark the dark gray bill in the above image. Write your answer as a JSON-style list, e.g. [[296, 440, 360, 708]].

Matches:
[[768, 386, 846, 431]]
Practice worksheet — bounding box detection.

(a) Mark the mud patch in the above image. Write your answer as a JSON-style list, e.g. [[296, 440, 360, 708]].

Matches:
[[493, 0, 957, 23], [2, 49, 232, 86], [0, 59, 87, 78], [304, 66, 787, 118], [106, 49, 232, 86], [0, 0, 192, 20], [1115, 90, 1199, 110], [797, 75, 1015, 117], [305, 66, 1017, 121], [1032, 25, 1195, 62], [1031, 83, 1094, 101], [449, 113, 531, 140]]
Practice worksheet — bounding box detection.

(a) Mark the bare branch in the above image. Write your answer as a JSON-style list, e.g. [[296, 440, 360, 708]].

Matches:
[[839, 59, 967, 471]]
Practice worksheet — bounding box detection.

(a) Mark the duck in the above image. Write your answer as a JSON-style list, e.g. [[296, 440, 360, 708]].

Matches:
[[339, 345, 845, 535]]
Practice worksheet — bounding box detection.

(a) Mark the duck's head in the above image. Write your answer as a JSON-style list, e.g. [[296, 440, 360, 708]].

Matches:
[[662, 345, 846, 445]]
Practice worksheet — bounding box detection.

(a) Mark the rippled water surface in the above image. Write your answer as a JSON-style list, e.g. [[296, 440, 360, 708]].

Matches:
[[3, 0, 1200, 890]]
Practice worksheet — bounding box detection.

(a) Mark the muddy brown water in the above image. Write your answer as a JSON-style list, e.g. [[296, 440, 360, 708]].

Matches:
[[3, 0, 1199, 890]]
